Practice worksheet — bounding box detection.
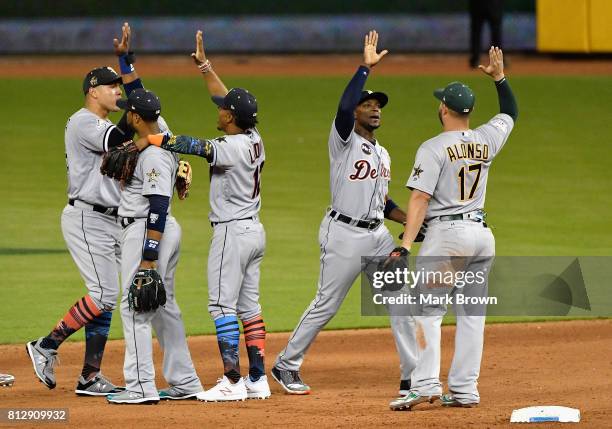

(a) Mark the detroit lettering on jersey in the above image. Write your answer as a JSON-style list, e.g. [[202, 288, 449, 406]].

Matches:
[[328, 122, 391, 220], [208, 128, 265, 223], [408, 113, 514, 220]]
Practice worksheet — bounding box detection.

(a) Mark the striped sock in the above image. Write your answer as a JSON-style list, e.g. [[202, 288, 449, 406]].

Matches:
[[81, 311, 112, 380], [242, 315, 266, 382], [215, 315, 241, 383], [40, 296, 102, 350]]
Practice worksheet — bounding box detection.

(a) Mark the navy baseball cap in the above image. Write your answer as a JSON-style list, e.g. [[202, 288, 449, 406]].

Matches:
[[433, 81, 475, 114], [359, 90, 388, 108], [211, 88, 258, 122], [83, 66, 122, 94], [117, 88, 161, 121]]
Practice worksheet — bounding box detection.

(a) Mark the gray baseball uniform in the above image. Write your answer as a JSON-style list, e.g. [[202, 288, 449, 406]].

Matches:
[[275, 121, 418, 380], [62, 108, 122, 312], [407, 113, 514, 404], [118, 120, 202, 398], [207, 128, 266, 321]]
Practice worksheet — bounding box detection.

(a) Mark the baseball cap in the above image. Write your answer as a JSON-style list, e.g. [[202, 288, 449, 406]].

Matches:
[[211, 88, 258, 122], [359, 90, 388, 108], [116, 88, 161, 121], [433, 81, 475, 114], [82, 66, 122, 95]]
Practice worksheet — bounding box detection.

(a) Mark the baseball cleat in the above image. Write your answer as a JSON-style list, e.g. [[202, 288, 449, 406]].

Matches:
[[0, 374, 15, 387], [389, 392, 440, 411], [107, 390, 159, 405], [244, 375, 271, 400], [26, 338, 58, 389], [196, 376, 247, 402], [440, 393, 478, 408], [270, 366, 310, 395], [399, 379, 411, 396], [75, 373, 125, 396], [158, 386, 202, 400]]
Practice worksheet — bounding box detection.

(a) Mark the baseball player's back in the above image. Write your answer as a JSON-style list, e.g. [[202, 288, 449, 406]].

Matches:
[[409, 113, 514, 219], [209, 128, 265, 222]]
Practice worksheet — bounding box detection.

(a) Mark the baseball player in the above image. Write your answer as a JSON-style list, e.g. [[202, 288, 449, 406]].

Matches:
[[271, 31, 418, 395], [25, 23, 138, 396], [105, 88, 204, 405], [388, 46, 517, 410], [145, 30, 269, 402]]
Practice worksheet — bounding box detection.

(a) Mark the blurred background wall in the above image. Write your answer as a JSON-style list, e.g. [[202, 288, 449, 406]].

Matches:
[[0, 0, 536, 54]]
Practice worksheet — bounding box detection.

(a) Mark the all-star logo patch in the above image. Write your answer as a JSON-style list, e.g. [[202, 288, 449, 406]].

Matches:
[[412, 164, 424, 180], [146, 169, 160, 183], [361, 143, 372, 155]]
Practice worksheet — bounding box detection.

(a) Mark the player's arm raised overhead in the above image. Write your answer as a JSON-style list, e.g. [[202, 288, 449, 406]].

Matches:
[[191, 30, 229, 97], [111, 22, 139, 145], [479, 46, 518, 122], [335, 30, 388, 141]]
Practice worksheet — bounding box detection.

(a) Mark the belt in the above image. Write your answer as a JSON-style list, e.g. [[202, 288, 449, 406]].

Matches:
[[329, 209, 382, 230], [211, 216, 256, 227], [69, 199, 118, 217], [120, 217, 147, 229], [438, 209, 487, 226]]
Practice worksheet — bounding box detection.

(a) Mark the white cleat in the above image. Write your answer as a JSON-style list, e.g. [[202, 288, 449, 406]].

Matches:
[[244, 375, 271, 400], [197, 376, 247, 402]]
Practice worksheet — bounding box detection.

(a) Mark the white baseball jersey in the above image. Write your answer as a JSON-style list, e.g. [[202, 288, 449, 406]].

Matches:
[[328, 121, 391, 220], [408, 113, 514, 219], [209, 128, 265, 223], [65, 108, 122, 207], [119, 117, 175, 218]]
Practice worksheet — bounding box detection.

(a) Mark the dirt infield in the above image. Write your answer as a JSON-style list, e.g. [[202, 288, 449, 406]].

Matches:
[[1, 54, 612, 77], [1, 320, 610, 428]]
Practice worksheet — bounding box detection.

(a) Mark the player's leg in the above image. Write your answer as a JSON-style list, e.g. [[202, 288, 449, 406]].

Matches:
[[390, 223, 451, 409], [200, 222, 247, 401], [375, 227, 418, 395], [446, 225, 495, 406], [110, 220, 159, 403], [150, 218, 203, 399], [236, 220, 269, 399], [274, 218, 373, 378], [27, 207, 120, 390]]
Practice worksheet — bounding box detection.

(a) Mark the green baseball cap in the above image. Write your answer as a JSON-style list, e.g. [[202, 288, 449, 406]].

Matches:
[[433, 81, 475, 114]]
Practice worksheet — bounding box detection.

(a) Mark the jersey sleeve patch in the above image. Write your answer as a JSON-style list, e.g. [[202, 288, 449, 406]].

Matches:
[[490, 118, 508, 134]]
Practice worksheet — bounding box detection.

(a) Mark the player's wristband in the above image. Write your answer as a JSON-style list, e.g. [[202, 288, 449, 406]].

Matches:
[[142, 238, 160, 261], [118, 52, 136, 74], [198, 60, 212, 74]]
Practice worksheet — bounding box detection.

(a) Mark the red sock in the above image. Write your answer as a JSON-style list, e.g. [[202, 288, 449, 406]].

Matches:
[[242, 315, 266, 381], [42, 296, 102, 349]]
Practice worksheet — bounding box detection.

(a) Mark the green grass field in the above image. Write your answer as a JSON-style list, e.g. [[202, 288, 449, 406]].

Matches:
[[1, 74, 611, 344]]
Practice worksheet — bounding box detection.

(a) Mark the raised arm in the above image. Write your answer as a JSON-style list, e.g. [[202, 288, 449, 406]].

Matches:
[[114, 22, 143, 95], [479, 46, 518, 122], [191, 30, 229, 97], [335, 30, 388, 141]]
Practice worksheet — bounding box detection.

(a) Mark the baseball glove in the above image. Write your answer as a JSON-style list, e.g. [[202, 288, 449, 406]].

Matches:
[[100, 141, 139, 186], [128, 268, 166, 312], [399, 222, 428, 242], [176, 160, 192, 200], [378, 247, 410, 292]]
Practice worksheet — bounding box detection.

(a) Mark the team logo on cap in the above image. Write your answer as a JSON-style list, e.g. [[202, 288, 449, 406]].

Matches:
[[361, 143, 372, 155], [106, 66, 118, 75], [90, 76, 98, 86]]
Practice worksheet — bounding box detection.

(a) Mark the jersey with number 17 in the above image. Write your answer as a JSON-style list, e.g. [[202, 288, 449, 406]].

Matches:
[[408, 113, 514, 220], [208, 128, 265, 223]]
